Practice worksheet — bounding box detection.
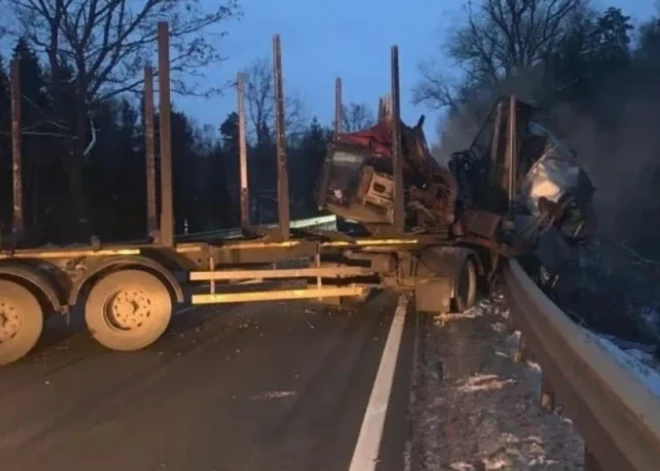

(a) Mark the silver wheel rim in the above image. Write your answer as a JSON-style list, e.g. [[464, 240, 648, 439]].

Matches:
[[0, 297, 21, 343], [104, 289, 153, 331]]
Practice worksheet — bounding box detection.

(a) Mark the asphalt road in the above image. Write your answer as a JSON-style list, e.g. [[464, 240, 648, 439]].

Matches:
[[0, 291, 416, 471]]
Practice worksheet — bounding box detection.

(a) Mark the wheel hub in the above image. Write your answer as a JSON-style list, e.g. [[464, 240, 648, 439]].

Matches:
[[0, 298, 21, 343], [106, 290, 152, 330]]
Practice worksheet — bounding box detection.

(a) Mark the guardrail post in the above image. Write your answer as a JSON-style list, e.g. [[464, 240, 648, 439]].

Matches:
[[515, 334, 529, 363], [584, 447, 603, 471], [540, 375, 555, 410], [505, 287, 517, 333]]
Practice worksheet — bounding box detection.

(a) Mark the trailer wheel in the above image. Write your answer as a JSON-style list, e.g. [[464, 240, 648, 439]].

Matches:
[[453, 257, 477, 313], [85, 270, 172, 351], [0, 280, 44, 365]]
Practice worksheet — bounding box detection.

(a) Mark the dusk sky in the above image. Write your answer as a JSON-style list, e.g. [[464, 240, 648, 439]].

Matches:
[[177, 0, 658, 142]]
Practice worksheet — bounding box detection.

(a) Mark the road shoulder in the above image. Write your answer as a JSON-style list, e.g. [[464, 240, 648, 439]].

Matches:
[[407, 293, 584, 470]]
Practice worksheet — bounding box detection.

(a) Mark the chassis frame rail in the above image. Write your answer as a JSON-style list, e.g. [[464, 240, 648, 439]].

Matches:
[[502, 260, 660, 471], [175, 215, 338, 241]]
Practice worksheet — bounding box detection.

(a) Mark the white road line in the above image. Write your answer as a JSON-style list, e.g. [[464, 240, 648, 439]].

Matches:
[[348, 294, 409, 471]]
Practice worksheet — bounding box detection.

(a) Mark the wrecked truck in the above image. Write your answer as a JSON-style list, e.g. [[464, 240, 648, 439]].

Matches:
[[318, 95, 596, 282], [0, 34, 596, 366]]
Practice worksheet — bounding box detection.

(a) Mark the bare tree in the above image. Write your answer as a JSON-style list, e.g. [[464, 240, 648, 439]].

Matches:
[[414, 0, 585, 110], [242, 57, 307, 145], [9, 0, 241, 101], [4, 0, 241, 239], [342, 102, 374, 132]]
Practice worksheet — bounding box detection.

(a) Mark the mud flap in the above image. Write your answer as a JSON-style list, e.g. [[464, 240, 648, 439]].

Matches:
[[410, 246, 481, 314], [414, 277, 452, 314]]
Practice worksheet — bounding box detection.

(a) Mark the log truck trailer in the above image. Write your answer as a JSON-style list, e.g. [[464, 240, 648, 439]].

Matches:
[[0, 23, 595, 366]]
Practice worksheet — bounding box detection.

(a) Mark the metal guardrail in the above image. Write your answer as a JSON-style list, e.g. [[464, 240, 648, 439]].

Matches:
[[175, 215, 338, 241], [502, 260, 660, 471]]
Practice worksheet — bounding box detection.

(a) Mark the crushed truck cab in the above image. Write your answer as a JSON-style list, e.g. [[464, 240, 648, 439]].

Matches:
[[318, 95, 596, 269], [320, 109, 458, 234]]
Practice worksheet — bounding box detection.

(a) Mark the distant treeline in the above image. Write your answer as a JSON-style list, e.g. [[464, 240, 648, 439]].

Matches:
[[0, 38, 351, 245]]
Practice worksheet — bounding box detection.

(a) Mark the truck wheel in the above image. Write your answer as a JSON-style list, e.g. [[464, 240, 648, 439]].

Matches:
[[0, 280, 44, 365], [453, 257, 477, 313], [85, 270, 172, 351]]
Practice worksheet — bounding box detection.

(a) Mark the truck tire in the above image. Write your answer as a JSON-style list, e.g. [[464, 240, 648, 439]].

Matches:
[[85, 269, 172, 352], [0, 280, 44, 365], [453, 257, 477, 313]]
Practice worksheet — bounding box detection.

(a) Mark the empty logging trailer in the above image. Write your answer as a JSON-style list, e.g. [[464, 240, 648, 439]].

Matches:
[[0, 21, 545, 366]]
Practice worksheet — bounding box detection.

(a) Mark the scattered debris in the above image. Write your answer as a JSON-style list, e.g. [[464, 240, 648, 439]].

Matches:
[[409, 294, 583, 470]]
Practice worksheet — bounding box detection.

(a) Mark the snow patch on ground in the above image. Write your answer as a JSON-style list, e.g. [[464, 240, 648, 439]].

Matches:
[[456, 374, 516, 394], [249, 390, 296, 400], [588, 332, 660, 397], [638, 306, 660, 340], [410, 295, 583, 470]]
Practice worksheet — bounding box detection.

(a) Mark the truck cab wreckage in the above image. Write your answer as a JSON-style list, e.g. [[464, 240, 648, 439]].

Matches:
[[320, 93, 595, 264], [0, 23, 596, 365]]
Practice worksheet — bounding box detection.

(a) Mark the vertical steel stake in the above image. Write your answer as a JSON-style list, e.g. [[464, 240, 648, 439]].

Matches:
[[335, 77, 343, 134], [144, 65, 158, 241], [237, 72, 250, 228], [10, 59, 24, 235], [390, 46, 404, 232], [157, 22, 174, 246], [272, 34, 290, 240]]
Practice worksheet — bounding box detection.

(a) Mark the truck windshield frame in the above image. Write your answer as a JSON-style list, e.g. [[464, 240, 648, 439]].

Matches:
[[331, 149, 365, 167], [325, 144, 368, 207]]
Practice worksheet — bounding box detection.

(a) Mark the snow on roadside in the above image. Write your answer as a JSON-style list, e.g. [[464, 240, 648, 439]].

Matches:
[[588, 332, 660, 397], [409, 294, 583, 470]]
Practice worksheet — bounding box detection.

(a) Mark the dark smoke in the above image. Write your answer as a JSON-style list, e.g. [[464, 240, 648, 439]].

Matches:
[[436, 42, 660, 260], [434, 14, 660, 345]]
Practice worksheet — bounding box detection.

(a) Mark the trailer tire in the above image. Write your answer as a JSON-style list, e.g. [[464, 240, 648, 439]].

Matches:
[[0, 280, 44, 365], [453, 257, 477, 313], [85, 270, 172, 352]]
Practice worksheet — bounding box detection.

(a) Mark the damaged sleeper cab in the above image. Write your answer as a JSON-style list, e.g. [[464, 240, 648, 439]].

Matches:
[[514, 122, 596, 273], [321, 113, 458, 235], [319, 96, 596, 273]]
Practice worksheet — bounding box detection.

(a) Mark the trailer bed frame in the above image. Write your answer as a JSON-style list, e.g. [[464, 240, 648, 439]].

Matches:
[[0, 23, 485, 365]]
